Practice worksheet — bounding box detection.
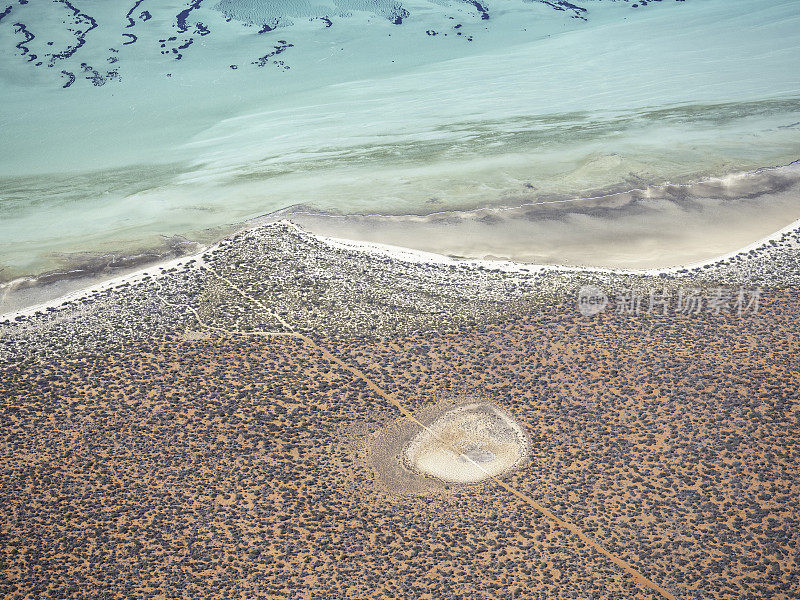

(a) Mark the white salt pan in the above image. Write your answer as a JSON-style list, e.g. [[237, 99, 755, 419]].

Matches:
[[404, 404, 528, 484]]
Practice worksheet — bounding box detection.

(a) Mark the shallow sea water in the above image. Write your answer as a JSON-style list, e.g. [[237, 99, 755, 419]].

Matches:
[[1, 0, 799, 281]]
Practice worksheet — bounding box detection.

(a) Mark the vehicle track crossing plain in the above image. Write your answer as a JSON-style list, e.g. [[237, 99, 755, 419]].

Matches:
[[157, 264, 680, 600]]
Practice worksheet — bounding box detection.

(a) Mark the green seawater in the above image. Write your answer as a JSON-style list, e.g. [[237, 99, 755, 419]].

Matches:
[[1, 0, 798, 281]]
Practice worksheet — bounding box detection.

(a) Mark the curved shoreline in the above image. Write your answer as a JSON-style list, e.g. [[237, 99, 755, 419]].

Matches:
[[3, 157, 800, 315], [316, 214, 800, 276], [2, 209, 799, 323]]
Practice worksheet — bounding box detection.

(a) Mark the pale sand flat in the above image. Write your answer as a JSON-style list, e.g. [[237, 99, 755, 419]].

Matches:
[[404, 403, 528, 484]]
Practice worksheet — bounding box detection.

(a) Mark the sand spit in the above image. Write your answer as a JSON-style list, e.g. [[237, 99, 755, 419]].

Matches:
[[0, 245, 212, 322], [2, 212, 800, 325], [4, 161, 800, 320], [404, 403, 528, 484], [1, 214, 799, 368]]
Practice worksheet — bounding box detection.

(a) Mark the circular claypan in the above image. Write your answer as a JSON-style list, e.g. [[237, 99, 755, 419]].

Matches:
[[403, 403, 529, 484]]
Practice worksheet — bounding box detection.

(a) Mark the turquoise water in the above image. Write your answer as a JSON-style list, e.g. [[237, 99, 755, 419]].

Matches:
[[1, 0, 799, 280]]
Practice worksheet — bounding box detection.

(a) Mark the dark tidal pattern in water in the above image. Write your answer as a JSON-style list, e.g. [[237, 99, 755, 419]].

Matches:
[[0, 0, 689, 89]]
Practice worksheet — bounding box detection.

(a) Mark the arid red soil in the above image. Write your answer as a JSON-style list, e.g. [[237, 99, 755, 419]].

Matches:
[[1, 290, 798, 600]]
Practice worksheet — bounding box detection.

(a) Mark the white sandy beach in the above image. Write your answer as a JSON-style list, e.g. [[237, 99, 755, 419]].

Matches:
[[3, 210, 800, 324]]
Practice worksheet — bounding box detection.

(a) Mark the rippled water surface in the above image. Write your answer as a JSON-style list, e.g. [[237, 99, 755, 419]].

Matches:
[[1, 0, 799, 280]]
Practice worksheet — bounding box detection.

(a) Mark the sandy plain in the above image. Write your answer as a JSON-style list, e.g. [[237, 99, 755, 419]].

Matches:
[[0, 220, 798, 600]]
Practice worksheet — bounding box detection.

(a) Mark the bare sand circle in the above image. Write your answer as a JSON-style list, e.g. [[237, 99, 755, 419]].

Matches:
[[403, 403, 528, 484]]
